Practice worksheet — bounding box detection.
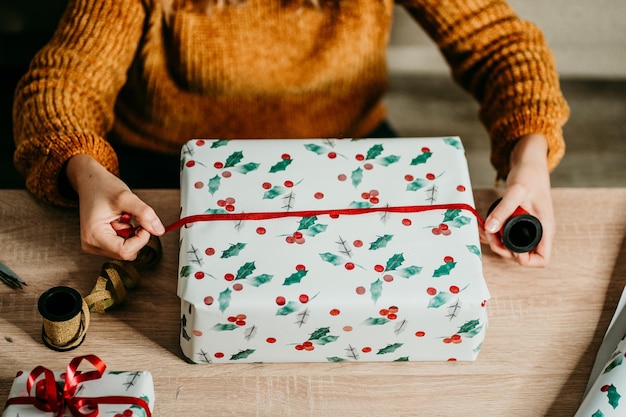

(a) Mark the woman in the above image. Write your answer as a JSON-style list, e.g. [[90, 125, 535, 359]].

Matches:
[[12, 0, 569, 266]]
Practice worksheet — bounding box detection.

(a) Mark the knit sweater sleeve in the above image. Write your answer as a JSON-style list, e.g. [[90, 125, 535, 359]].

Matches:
[[399, 0, 570, 180], [12, 0, 146, 206]]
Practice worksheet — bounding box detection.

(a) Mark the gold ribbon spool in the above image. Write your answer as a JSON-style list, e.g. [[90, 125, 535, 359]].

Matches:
[[38, 286, 90, 351]]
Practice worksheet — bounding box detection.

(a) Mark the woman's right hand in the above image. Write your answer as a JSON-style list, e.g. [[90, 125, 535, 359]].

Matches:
[[66, 154, 165, 260]]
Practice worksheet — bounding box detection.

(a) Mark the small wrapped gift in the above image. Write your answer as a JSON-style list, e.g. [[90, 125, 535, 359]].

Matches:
[[176, 137, 491, 363], [3, 355, 154, 416]]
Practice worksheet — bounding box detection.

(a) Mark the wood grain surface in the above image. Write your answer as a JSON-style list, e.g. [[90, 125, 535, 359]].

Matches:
[[1, 188, 625, 416]]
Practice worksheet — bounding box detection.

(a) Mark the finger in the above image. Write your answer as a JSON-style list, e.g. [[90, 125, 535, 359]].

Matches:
[[485, 232, 513, 259], [82, 227, 149, 261], [119, 196, 165, 236], [484, 188, 527, 234]]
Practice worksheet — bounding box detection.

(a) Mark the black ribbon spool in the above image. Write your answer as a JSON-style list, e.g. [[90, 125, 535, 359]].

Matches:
[[38, 286, 87, 351], [487, 198, 543, 253]]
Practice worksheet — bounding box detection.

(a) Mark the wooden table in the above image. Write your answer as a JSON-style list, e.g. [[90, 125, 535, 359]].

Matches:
[[1, 188, 625, 416]]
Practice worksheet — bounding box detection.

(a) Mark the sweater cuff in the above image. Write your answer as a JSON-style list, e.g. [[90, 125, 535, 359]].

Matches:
[[13, 133, 119, 207]]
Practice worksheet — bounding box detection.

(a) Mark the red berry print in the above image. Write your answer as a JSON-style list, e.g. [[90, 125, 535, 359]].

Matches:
[[225, 204, 235, 212], [262, 182, 272, 189], [481, 300, 487, 307], [355, 154, 365, 161], [314, 192, 324, 199], [421, 147, 430, 153], [302, 341, 314, 350], [194, 271, 205, 279], [214, 161, 224, 169], [203, 296, 214, 305], [214, 352, 224, 358], [444, 256, 454, 263], [356, 286, 366, 295], [383, 274, 394, 282], [361, 192, 370, 200], [281, 153, 291, 160], [345, 262, 355, 270], [293, 231, 303, 239], [369, 189, 379, 197], [196, 139, 205, 146], [276, 296, 286, 306], [330, 308, 340, 316], [415, 331, 426, 337], [284, 180, 294, 187], [448, 358, 457, 362], [374, 264, 385, 273], [299, 294, 309, 303], [186, 160, 196, 167], [379, 305, 399, 320], [227, 316, 237, 322], [194, 181, 204, 189], [338, 174, 347, 181], [369, 196, 379, 204], [426, 173, 435, 180], [225, 197, 235, 205], [222, 171, 231, 178], [601, 384, 610, 392], [362, 347, 372, 353], [295, 344, 305, 351], [328, 152, 337, 159], [232, 283, 243, 291], [256, 227, 266, 235], [431, 227, 442, 235], [402, 218, 412, 226], [404, 174, 414, 182], [266, 337, 277, 343], [449, 285, 460, 294], [353, 240, 363, 248], [285, 235, 296, 244], [379, 308, 389, 316], [217, 199, 226, 207], [363, 163, 373, 170], [224, 273, 235, 281], [439, 223, 448, 231], [457, 185, 466, 192], [427, 287, 437, 296], [123, 410, 133, 417], [295, 264, 306, 271]]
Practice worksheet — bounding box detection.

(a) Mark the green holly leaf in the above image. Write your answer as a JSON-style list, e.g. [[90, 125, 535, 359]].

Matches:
[[444, 137, 463, 150], [208, 175, 221, 195], [377, 343, 403, 355], [221, 243, 247, 258], [427, 291, 453, 308], [411, 151, 432, 165], [606, 384, 621, 409], [212, 323, 238, 331], [276, 301, 299, 316], [211, 139, 228, 148], [376, 155, 401, 166], [466, 245, 482, 259], [394, 357, 409, 362], [230, 349, 255, 360], [398, 265, 422, 278], [370, 278, 383, 303], [366, 144, 384, 159], [304, 143, 327, 154], [316, 335, 339, 345], [433, 261, 457, 277], [302, 223, 328, 236], [234, 162, 260, 174], [309, 327, 330, 340], [450, 216, 472, 228], [263, 186, 287, 199], [182, 327, 191, 341], [204, 208, 228, 214], [283, 270, 308, 285], [181, 314, 187, 327], [348, 201, 373, 208], [406, 178, 428, 191], [604, 356, 624, 373], [591, 410, 604, 417], [298, 216, 318, 230], [319, 252, 344, 266], [458, 319, 482, 337], [224, 151, 243, 168], [351, 167, 364, 188], [269, 158, 292, 173], [363, 317, 390, 325], [180, 265, 193, 278], [369, 235, 393, 250], [443, 209, 461, 222], [385, 253, 405, 271], [218, 288, 232, 312], [236, 261, 256, 280], [327, 357, 346, 362], [248, 274, 273, 287]]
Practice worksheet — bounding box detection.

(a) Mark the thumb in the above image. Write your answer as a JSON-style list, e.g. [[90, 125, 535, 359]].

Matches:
[[119, 194, 166, 236]]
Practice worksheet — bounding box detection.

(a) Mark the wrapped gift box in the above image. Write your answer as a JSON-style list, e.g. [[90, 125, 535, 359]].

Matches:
[[176, 137, 490, 363], [3, 356, 154, 416]]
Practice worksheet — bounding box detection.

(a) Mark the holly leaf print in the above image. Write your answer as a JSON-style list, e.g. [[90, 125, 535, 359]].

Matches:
[[376, 155, 401, 166], [182, 327, 190, 341], [428, 291, 453, 308], [218, 288, 232, 312], [433, 261, 457, 277], [606, 384, 621, 409], [370, 278, 383, 303], [204, 208, 228, 214], [369, 234, 393, 250], [309, 327, 330, 340], [348, 201, 373, 209], [316, 335, 339, 345], [394, 357, 409, 362], [443, 209, 461, 222], [591, 410, 604, 417], [230, 349, 255, 360], [450, 215, 472, 228], [212, 323, 238, 331], [302, 223, 328, 236], [363, 317, 390, 325], [398, 265, 422, 278], [224, 151, 243, 168], [236, 262, 256, 280], [457, 319, 483, 337], [466, 245, 482, 259], [443, 137, 463, 150], [604, 355, 624, 373], [283, 270, 308, 285], [234, 162, 260, 174], [276, 301, 299, 316], [319, 252, 344, 266], [385, 253, 405, 271], [377, 343, 403, 355], [298, 216, 318, 230], [208, 175, 221, 195], [406, 178, 428, 191], [269, 158, 292, 173], [180, 265, 192, 278], [263, 186, 287, 199], [248, 274, 273, 287], [327, 357, 346, 362], [366, 144, 384, 159], [411, 151, 432, 165], [351, 167, 364, 188], [221, 243, 247, 258], [304, 143, 327, 155], [211, 139, 228, 148]]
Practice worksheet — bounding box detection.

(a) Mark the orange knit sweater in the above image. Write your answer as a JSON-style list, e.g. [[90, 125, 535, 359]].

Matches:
[[13, 0, 569, 207]]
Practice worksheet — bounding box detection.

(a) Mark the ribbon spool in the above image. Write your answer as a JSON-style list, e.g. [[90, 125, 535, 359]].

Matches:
[[487, 198, 543, 253], [38, 286, 90, 352]]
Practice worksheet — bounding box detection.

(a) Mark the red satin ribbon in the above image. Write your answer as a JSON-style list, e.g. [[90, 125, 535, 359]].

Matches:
[[163, 202, 485, 233], [5, 355, 152, 417]]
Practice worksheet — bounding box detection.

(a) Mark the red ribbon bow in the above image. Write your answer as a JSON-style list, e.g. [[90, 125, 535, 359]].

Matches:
[[6, 355, 152, 417]]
